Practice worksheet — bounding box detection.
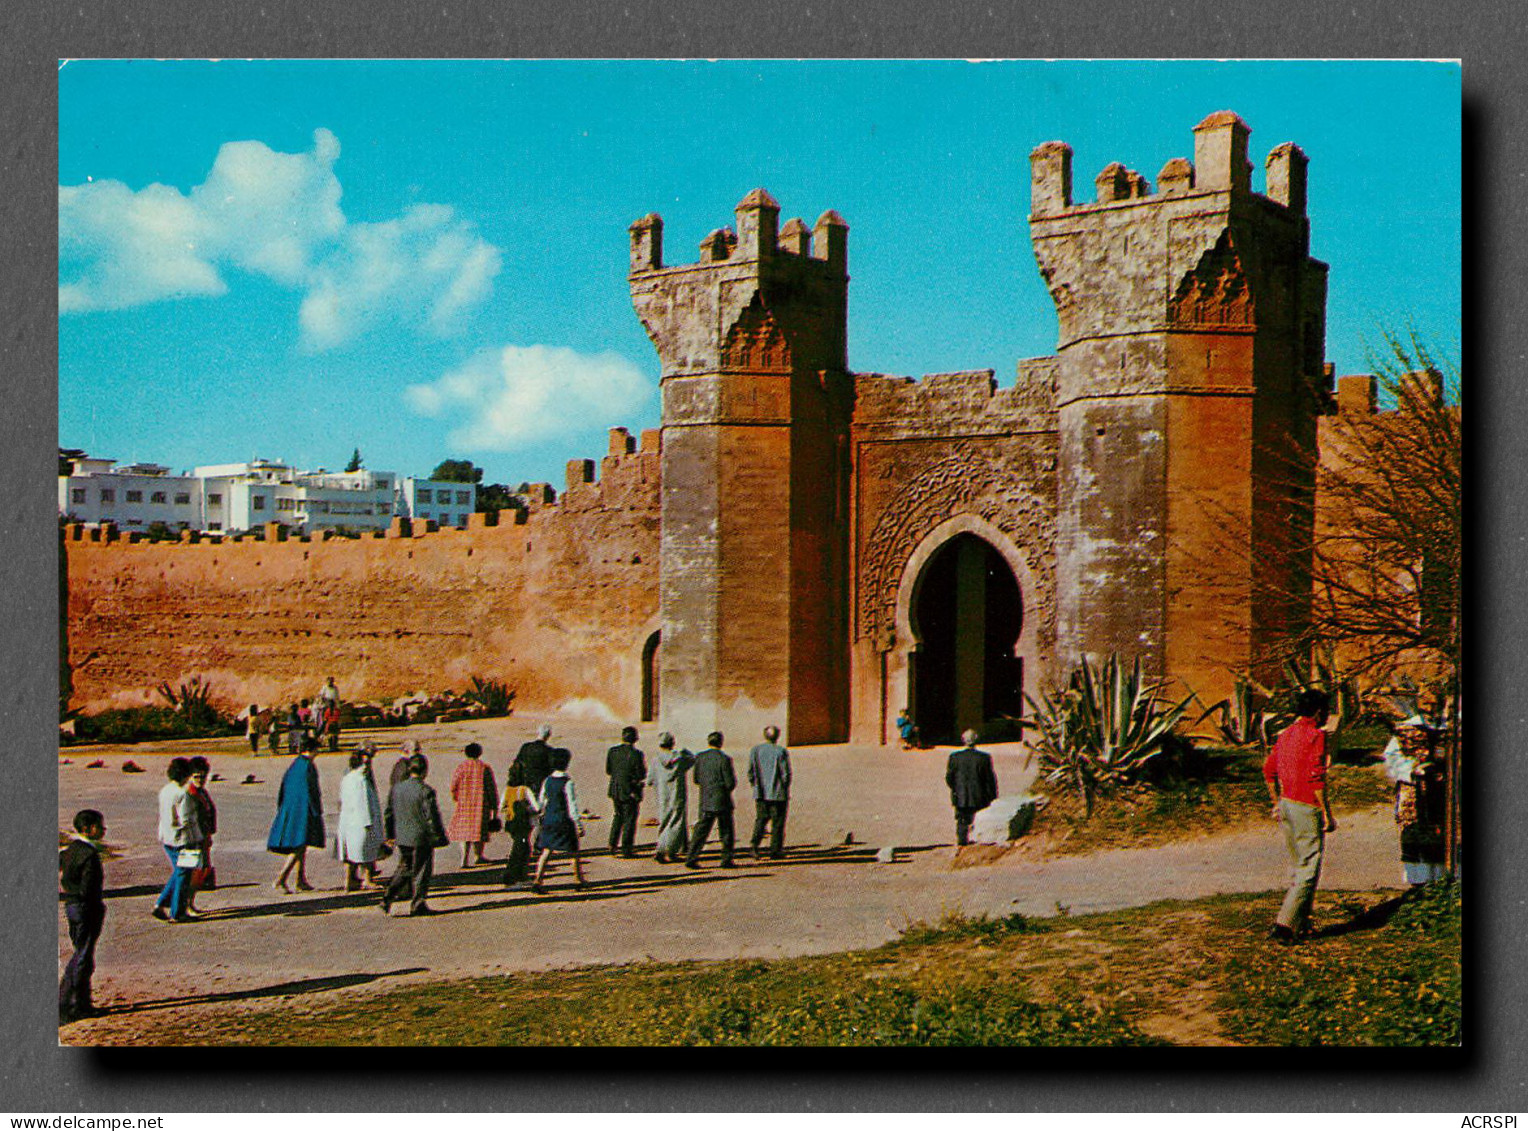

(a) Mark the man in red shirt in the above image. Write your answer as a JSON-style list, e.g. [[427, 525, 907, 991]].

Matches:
[[1263, 689, 1337, 944]]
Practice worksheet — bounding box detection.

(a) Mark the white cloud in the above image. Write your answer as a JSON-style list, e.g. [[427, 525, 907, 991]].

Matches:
[[59, 128, 500, 349], [58, 180, 224, 312], [298, 204, 502, 350], [192, 127, 345, 285], [404, 345, 653, 451]]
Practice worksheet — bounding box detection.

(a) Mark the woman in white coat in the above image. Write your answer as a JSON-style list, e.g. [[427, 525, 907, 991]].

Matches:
[[338, 743, 386, 891]]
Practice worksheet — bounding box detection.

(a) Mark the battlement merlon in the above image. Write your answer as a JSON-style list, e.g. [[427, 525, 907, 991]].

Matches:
[[1030, 112, 1308, 218], [629, 191, 850, 381], [629, 194, 849, 275]]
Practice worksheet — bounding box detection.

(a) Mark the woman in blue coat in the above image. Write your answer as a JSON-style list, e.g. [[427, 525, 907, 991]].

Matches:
[[531, 748, 587, 892], [268, 734, 325, 893]]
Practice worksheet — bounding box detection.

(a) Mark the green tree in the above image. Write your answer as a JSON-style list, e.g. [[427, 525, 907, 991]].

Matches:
[[345, 448, 364, 473], [431, 459, 484, 484], [476, 482, 521, 515]]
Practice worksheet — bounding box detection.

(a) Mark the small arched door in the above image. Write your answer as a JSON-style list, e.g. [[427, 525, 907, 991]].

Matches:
[[640, 630, 661, 722], [909, 533, 1023, 744]]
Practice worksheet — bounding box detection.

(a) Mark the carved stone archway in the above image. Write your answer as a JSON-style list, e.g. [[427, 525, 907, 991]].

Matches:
[[858, 447, 1053, 650], [885, 514, 1042, 742]]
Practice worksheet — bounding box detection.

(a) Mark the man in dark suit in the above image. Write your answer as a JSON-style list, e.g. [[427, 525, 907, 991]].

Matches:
[[511, 724, 556, 796], [605, 725, 647, 858], [685, 732, 736, 869], [945, 728, 999, 847], [382, 753, 449, 916], [747, 724, 792, 860]]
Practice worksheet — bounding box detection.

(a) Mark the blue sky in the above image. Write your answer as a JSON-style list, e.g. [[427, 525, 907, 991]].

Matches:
[[58, 59, 1461, 488]]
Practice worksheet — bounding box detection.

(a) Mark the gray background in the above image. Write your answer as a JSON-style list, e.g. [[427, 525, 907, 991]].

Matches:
[[4, 0, 1515, 1111]]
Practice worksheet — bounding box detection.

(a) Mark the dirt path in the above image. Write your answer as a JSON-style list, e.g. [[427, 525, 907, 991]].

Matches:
[[58, 714, 1405, 1037]]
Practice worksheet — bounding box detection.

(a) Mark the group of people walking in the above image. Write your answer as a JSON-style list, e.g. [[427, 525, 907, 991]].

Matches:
[[253, 721, 799, 917], [153, 755, 219, 921], [61, 688, 1451, 1023]]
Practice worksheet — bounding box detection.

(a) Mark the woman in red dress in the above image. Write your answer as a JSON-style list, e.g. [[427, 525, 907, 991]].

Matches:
[[446, 742, 498, 868]]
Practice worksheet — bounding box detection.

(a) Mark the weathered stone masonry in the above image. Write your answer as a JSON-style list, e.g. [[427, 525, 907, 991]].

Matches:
[[65, 431, 661, 720], [64, 111, 1342, 748]]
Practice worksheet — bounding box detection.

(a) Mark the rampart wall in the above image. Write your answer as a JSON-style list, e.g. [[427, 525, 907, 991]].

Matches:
[[63, 428, 662, 721]]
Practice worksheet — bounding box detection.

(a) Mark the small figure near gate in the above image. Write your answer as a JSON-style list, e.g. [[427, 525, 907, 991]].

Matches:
[[896, 709, 922, 750], [945, 729, 998, 847], [747, 725, 791, 860], [686, 732, 737, 870]]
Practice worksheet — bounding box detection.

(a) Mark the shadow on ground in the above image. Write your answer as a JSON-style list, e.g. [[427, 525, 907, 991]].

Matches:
[[149, 841, 946, 923], [1310, 894, 1409, 939], [88, 967, 429, 1017]]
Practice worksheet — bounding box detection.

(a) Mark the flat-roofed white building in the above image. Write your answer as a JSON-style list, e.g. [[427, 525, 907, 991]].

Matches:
[[62, 453, 428, 536], [397, 478, 476, 529], [398, 478, 477, 529], [288, 469, 397, 534], [192, 459, 290, 533], [59, 458, 203, 532], [192, 461, 398, 535]]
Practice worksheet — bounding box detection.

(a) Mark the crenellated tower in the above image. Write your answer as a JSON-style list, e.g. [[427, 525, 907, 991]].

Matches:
[[1030, 111, 1329, 697], [630, 190, 853, 744]]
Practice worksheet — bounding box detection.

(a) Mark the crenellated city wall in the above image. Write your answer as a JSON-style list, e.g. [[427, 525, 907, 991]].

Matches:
[[63, 428, 662, 721]]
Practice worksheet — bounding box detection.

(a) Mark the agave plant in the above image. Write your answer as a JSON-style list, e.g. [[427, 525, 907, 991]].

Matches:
[[1194, 673, 1273, 749], [464, 675, 516, 717], [1265, 642, 1364, 737], [1023, 653, 1196, 816], [156, 676, 223, 730]]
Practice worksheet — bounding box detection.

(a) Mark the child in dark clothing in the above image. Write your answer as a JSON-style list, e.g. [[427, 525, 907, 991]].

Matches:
[[59, 808, 107, 1023], [500, 762, 538, 887]]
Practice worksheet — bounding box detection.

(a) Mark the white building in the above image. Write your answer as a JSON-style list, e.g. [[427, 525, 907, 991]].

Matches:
[[60, 453, 465, 536], [59, 458, 204, 533], [396, 478, 476, 529], [191, 461, 398, 535]]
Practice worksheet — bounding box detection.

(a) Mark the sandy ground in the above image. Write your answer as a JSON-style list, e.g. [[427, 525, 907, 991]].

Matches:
[[57, 711, 1404, 1022]]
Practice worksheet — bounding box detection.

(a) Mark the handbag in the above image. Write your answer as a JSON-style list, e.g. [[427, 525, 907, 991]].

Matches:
[[176, 848, 203, 869], [190, 864, 217, 890], [486, 816, 503, 834]]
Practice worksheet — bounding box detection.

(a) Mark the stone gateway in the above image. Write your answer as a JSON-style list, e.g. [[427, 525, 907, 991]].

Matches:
[[64, 112, 1359, 748]]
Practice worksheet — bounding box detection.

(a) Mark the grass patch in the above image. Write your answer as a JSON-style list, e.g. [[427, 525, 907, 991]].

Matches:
[[1038, 747, 1392, 855], [71, 888, 1459, 1047], [1218, 882, 1462, 1046]]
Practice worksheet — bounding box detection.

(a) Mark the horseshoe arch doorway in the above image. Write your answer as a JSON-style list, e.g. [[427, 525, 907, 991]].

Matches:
[[907, 532, 1024, 744]]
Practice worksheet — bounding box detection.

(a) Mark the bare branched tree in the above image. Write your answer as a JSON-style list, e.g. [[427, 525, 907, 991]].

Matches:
[[1308, 331, 1461, 686], [1179, 330, 1462, 871], [1318, 332, 1461, 875]]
